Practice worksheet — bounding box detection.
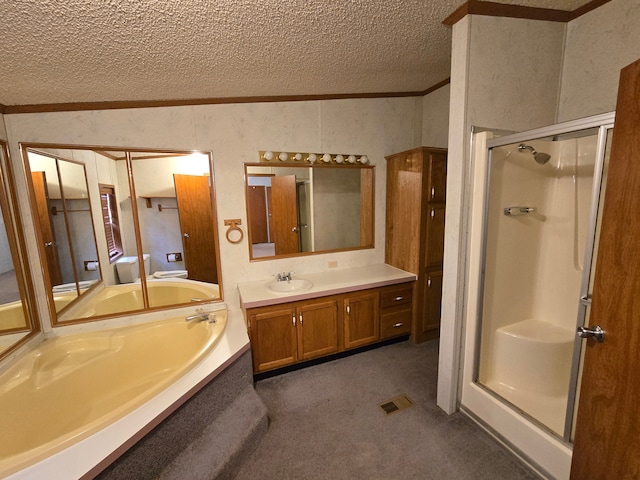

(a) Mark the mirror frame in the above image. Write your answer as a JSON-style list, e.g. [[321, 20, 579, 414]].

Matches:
[[0, 140, 40, 359], [244, 162, 375, 261], [23, 148, 102, 314], [20, 143, 224, 326]]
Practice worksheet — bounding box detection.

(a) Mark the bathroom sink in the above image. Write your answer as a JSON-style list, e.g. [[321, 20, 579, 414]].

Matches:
[[267, 278, 313, 294]]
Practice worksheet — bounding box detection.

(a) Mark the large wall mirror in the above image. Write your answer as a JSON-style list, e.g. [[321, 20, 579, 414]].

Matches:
[[21, 144, 222, 325], [245, 163, 374, 259], [0, 141, 39, 356]]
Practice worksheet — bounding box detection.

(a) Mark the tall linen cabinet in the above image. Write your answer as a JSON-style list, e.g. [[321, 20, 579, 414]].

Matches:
[[385, 147, 447, 343]]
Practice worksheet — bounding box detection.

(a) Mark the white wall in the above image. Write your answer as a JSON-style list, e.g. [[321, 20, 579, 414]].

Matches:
[[4, 97, 420, 320], [558, 0, 640, 122], [439, 14, 566, 413], [422, 83, 451, 148]]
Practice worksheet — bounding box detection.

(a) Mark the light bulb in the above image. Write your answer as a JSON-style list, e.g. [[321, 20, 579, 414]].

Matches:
[[335, 154, 344, 164], [294, 153, 302, 161], [279, 152, 289, 161], [322, 153, 332, 163], [308, 153, 317, 163], [359, 155, 369, 164], [347, 155, 356, 164], [264, 151, 274, 161]]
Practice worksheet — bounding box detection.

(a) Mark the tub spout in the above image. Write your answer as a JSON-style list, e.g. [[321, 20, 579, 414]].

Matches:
[[185, 312, 216, 323]]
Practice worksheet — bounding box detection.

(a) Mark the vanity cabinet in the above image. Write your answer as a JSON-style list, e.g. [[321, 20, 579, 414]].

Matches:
[[245, 282, 413, 374], [379, 284, 413, 339], [385, 147, 447, 343], [343, 291, 379, 349], [248, 299, 339, 373]]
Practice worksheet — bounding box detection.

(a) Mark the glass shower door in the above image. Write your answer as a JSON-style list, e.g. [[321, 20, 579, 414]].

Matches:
[[475, 125, 612, 439]]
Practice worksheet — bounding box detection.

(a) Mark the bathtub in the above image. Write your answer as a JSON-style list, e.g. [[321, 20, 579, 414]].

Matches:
[[0, 308, 233, 478], [0, 301, 29, 331], [58, 278, 220, 319]]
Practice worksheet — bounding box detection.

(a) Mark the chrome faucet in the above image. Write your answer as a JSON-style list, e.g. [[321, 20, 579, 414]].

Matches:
[[275, 271, 294, 282], [185, 308, 217, 323]]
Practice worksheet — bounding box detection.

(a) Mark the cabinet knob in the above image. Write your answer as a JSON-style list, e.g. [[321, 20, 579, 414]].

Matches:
[[292, 315, 296, 326], [431, 186, 435, 198], [299, 313, 303, 325], [346, 304, 351, 315], [393, 322, 404, 328], [427, 277, 432, 288], [393, 296, 404, 301]]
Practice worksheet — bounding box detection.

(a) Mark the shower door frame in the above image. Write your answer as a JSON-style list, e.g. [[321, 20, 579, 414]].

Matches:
[[461, 111, 615, 477]]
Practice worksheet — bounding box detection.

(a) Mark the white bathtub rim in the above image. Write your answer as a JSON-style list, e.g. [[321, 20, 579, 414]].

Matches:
[[4, 308, 249, 480]]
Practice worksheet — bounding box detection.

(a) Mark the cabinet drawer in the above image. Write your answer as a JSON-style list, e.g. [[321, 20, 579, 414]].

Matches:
[[380, 286, 413, 308], [380, 308, 412, 339]]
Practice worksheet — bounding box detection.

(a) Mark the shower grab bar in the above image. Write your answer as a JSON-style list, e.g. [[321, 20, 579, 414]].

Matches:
[[503, 206, 536, 216]]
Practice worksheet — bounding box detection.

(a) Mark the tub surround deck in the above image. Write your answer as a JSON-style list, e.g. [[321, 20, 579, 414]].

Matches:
[[238, 264, 416, 309], [5, 308, 251, 480]]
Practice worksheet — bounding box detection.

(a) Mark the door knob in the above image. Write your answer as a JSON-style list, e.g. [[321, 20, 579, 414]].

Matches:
[[183, 233, 190, 238], [292, 227, 298, 232], [44, 241, 53, 247], [577, 325, 605, 342]]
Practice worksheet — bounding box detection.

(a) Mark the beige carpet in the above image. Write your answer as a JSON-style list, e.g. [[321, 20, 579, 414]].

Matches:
[[234, 340, 540, 480]]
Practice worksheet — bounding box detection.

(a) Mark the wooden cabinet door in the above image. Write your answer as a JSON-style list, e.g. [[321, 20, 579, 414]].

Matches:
[[424, 204, 446, 269], [427, 152, 447, 202], [420, 270, 443, 340], [343, 292, 379, 349], [297, 300, 339, 361], [250, 306, 297, 372]]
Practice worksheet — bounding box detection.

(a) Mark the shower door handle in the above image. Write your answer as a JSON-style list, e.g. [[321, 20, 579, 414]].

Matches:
[[577, 325, 605, 342]]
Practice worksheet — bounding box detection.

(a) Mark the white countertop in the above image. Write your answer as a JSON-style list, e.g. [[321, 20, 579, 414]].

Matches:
[[238, 263, 416, 309]]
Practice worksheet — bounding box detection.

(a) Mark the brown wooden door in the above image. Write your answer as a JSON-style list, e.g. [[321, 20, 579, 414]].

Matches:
[[271, 175, 299, 256], [344, 292, 379, 349], [31, 171, 62, 286], [570, 59, 640, 478], [297, 300, 339, 361], [247, 185, 269, 244], [174, 174, 218, 283], [250, 306, 298, 372]]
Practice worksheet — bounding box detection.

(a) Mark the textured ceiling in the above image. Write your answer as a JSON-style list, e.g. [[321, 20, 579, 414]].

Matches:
[[0, 0, 593, 106]]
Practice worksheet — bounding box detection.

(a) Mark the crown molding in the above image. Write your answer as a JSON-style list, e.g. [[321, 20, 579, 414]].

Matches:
[[1, 78, 451, 114], [443, 0, 611, 26]]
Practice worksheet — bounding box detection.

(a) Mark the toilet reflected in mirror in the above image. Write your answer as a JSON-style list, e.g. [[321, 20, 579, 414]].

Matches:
[[21, 145, 223, 326]]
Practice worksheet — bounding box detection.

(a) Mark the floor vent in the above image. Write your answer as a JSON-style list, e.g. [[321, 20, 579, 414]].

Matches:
[[379, 394, 414, 415]]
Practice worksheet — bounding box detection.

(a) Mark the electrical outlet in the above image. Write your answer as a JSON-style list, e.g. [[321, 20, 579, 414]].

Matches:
[[328, 260, 338, 268]]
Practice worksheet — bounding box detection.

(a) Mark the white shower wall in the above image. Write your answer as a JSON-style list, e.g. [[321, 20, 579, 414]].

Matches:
[[479, 135, 597, 364]]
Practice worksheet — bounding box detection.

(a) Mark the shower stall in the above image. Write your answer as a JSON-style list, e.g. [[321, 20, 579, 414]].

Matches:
[[461, 112, 615, 479]]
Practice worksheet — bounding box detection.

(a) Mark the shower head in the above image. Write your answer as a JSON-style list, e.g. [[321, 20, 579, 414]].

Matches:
[[518, 143, 551, 165]]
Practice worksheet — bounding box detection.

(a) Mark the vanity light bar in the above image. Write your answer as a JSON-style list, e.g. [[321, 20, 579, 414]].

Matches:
[[259, 151, 369, 165]]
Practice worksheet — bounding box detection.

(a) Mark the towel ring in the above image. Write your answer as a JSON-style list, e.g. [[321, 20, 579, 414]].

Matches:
[[224, 219, 244, 244]]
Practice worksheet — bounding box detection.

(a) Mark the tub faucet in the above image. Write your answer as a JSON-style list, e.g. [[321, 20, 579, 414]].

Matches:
[[185, 309, 217, 323]]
